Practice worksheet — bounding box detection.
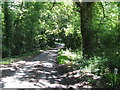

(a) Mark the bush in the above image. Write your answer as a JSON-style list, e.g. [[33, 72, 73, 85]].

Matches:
[[104, 73, 120, 89]]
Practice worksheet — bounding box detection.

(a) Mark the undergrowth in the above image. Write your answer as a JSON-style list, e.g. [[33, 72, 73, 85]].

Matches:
[[57, 49, 120, 89]]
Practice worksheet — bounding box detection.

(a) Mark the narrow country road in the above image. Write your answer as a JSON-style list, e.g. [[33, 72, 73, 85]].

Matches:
[[1, 44, 75, 89]]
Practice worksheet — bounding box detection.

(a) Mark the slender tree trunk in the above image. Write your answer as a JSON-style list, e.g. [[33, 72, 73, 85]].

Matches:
[[13, 3, 23, 55], [2, 2, 11, 57], [117, 2, 120, 58], [0, 3, 2, 59]]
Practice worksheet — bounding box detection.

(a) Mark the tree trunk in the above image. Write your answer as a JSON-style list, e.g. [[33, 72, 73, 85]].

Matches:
[[2, 2, 12, 57], [76, 2, 94, 59], [117, 2, 120, 58]]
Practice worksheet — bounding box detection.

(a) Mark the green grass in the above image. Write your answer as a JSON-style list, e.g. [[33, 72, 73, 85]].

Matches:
[[1, 61, 12, 64], [1, 50, 41, 65]]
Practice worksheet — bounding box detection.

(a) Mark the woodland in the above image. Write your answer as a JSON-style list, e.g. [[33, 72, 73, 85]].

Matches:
[[0, 1, 120, 89]]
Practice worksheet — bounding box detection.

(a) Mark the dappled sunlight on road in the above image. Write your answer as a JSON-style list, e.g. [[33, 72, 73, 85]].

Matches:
[[1, 44, 72, 88]]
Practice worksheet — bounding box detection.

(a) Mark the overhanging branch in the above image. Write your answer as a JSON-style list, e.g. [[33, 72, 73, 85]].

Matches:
[[99, 2, 105, 18], [50, 0, 56, 10], [75, 2, 82, 12]]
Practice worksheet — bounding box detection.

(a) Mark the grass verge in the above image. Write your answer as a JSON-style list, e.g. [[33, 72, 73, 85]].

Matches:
[[1, 50, 42, 65]]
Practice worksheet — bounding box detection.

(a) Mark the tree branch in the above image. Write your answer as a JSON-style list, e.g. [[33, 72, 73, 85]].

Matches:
[[75, 2, 82, 12], [50, 1, 56, 10], [99, 2, 105, 18]]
